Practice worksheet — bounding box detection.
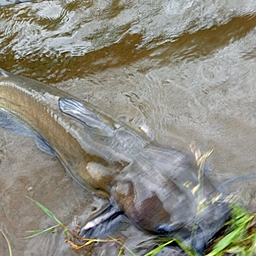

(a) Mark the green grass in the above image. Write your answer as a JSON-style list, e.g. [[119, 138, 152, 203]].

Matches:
[[138, 205, 256, 256], [25, 196, 120, 250], [205, 204, 256, 256]]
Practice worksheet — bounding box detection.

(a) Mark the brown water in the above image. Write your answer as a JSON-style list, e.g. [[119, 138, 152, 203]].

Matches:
[[0, 1, 256, 255]]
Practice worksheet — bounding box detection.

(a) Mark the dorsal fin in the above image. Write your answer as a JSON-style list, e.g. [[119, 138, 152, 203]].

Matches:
[[58, 98, 115, 137]]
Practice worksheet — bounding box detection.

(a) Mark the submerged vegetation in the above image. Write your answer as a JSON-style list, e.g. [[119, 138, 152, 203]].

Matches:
[[23, 197, 255, 255]]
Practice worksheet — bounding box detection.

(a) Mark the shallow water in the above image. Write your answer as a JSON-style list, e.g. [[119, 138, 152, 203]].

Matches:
[[0, 1, 256, 255]]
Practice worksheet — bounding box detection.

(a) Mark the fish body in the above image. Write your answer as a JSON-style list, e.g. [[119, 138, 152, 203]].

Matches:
[[0, 69, 229, 253]]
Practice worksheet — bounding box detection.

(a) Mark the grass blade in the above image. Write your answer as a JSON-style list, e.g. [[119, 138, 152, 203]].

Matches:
[[144, 239, 174, 256], [108, 236, 137, 256], [26, 196, 63, 225], [24, 224, 60, 239], [0, 228, 12, 256]]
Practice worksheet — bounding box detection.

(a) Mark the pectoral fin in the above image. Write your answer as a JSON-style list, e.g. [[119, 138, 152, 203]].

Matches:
[[58, 98, 115, 137]]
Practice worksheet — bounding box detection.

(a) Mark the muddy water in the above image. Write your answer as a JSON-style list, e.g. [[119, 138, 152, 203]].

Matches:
[[0, 1, 256, 255]]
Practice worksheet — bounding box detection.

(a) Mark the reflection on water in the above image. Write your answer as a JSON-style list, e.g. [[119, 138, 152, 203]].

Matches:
[[0, 0, 256, 255]]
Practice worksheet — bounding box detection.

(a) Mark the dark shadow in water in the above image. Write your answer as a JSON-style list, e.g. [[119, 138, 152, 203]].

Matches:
[[156, 15, 256, 65], [0, 15, 255, 83]]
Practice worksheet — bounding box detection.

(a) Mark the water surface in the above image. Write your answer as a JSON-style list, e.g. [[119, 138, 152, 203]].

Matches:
[[0, 1, 256, 255]]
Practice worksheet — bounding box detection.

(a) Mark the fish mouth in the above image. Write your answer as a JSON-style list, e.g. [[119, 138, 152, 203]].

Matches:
[[79, 205, 126, 239]]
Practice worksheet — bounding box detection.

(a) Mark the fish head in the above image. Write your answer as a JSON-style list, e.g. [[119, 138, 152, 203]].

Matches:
[[113, 181, 194, 239], [112, 147, 230, 253]]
